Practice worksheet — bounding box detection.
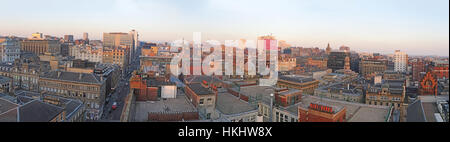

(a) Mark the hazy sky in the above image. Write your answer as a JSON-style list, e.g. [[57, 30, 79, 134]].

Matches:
[[0, 0, 448, 56]]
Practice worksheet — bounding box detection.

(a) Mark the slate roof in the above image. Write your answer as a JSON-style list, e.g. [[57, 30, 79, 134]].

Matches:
[[19, 100, 64, 122], [65, 100, 83, 119], [40, 71, 103, 84], [0, 98, 19, 116], [407, 100, 427, 122], [279, 75, 316, 83]]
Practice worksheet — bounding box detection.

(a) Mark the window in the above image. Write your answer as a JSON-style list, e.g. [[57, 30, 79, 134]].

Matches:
[[199, 99, 204, 105], [206, 113, 211, 119]]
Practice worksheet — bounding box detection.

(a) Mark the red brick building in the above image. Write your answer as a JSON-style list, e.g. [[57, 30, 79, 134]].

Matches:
[[430, 66, 449, 80], [130, 74, 175, 101], [412, 60, 428, 82], [298, 103, 347, 122], [185, 82, 217, 119], [274, 89, 302, 107], [419, 72, 438, 96]]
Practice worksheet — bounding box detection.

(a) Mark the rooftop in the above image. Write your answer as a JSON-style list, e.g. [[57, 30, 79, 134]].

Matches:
[[407, 100, 427, 122], [185, 75, 222, 84], [64, 100, 83, 119], [146, 78, 176, 87], [40, 71, 103, 84], [187, 83, 214, 95], [232, 86, 275, 99], [277, 89, 302, 96], [297, 95, 390, 122], [422, 102, 439, 122], [216, 93, 257, 115], [0, 98, 19, 116], [279, 75, 316, 83], [19, 100, 64, 122], [133, 95, 197, 122]]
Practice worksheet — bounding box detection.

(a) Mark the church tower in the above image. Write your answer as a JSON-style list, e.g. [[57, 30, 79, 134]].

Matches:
[[326, 43, 332, 55]]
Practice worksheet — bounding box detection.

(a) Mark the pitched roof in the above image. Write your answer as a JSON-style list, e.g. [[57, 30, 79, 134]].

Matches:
[[40, 71, 103, 84], [279, 75, 316, 83], [19, 100, 64, 122], [65, 100, 83, 119], [407, 100, 427, 122]]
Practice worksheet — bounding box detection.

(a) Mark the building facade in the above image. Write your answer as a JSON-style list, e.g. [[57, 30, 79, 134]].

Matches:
[[276, 75, 319, 95], [298, 103, 347, 122], [359, 59, 387, 77], [327, 51, 349, 72], [20, 39, 60, 55], [366, 81, 406, 109], [185, 83, 217, 120], [102, 48, 129, 72], [394, 50, 408, 73], [39, 71, 106, 120], [0, 38, 21, 63], [419, 72, 438, 96], [70, 45, 103, 63]]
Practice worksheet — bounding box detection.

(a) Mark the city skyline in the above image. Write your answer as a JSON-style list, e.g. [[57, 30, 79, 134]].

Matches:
[[0, 0, 449, 56]]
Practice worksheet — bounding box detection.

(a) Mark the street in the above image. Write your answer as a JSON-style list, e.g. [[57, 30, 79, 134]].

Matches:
[[100, 53, 140, 121]]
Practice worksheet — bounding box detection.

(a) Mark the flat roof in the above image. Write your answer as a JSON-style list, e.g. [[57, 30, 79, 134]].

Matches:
[[235, 86, 275, 99], [277, 89, 302, 96], [216, 93, 257, 115], [133, 95, 197, 122], [300, 95, 390, 122], [187, 83, 214, 95]]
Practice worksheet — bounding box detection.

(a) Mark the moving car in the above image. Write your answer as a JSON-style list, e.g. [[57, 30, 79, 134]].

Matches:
[[112, 102, 117, 110]]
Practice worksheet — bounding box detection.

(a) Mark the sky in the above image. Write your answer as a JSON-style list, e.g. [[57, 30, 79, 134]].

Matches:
[[0, 0, 448, 56]]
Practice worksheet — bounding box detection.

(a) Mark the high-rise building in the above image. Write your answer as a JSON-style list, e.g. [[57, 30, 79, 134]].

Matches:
[[103, 32, 134, 63], [103, 32, 133, 48], [102, 48, 129, 73], [129, 30, 139, 56], [64, 35, 74, 42], [327, 51, 349, 72], [350, 52, 360, 73], [83, 33, 89, 41], [394, 50, 408, 72]]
